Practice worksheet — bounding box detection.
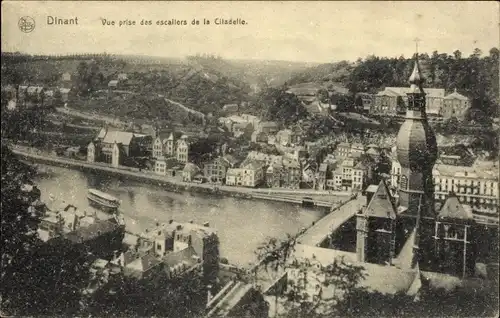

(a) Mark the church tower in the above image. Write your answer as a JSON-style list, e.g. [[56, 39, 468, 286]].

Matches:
[[395, 54, 438, 219], [395, 52, 438, 268]]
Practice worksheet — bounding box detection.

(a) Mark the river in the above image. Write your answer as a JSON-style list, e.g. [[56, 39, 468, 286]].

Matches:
[[35, 165, 326, 267]]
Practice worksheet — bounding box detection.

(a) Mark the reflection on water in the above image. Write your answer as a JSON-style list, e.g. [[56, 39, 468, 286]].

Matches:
[[35, 165, 325, 266]]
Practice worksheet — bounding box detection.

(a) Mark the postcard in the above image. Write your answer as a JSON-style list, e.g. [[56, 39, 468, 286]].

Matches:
[[1, 1, 498, 317]]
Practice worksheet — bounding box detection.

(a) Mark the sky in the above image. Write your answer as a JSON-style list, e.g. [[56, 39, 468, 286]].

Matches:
[[1, 1, 498, 63]]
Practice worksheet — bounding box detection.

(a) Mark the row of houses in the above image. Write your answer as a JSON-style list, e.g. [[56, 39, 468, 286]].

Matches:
[[2, 84, 72, 103], [391, 154, 498, 216], [359, 87, 471, 122], [218, 114, 306, 147]]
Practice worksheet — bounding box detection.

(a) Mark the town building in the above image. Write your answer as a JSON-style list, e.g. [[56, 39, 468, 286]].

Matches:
[[281, 157, 301, 189], [154, 157, 178, 176], [117, 73, 128, 81], [317, 163, 329, 190], [222, 103, 239, 114], [245, 151, 282, 167], [219, 114, 259, 135], [251, 131, 268, 143], [433, 194, 477, 277], [266, 134, 277, 145], [129, 220, 220, 283], [240, 114, 261, 128], [61, 72, 72, 82], [59, 88, 71, 102], [176, 135, 191, 163], [372, 87, 445, 117], [87, 128, 151, 167], [233, 122, 254, 138], [108, 80, 119, 89], [41, 209, 125, 261], [226, 161, 264, 187], [355, 92, 374, 113], [391, 160, 498, 219], [352, 161, 367, 191], [182, 163, 201, 182], [275, 129, 301, 146], [203, 155, 240, 183], [442, 89, 471, 121], [266, 163, 284, 188], [335, 142, 351, 158], [256, 121, 279, 134], [351, 142, 365, 158], [152, 131, 183, 159]]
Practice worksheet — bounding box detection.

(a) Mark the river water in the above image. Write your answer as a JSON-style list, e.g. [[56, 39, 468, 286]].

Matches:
[[35, 165, 326, 266]]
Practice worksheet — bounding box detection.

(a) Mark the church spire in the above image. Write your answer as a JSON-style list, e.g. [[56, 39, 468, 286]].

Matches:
[[409, 55, 423, 86]]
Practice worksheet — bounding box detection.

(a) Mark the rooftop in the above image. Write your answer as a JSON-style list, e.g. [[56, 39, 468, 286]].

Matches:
[[163, 245, 199, 268], [381, 87, 445, 98], [438, 194, 474, 221], [434, 164, 497, 180], [363, 180, 397, 219], [125, 253, 162, 276], [64, 218, 121, 244], [290, 244, 420, 296], [102, 130, 141, 146], [444, 89, 469, 101]]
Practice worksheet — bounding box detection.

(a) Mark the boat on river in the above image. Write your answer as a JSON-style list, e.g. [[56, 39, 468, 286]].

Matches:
[[87, 188, 120, 213]]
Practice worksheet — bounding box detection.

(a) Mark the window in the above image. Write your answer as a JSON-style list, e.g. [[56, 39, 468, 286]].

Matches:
[[400, 176, 408, 190]]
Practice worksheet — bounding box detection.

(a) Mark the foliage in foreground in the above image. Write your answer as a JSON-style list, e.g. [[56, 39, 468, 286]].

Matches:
[[257, 235, 499, 318]]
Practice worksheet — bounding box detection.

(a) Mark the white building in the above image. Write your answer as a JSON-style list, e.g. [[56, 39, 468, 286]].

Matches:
[[391, 159, 498, 215]]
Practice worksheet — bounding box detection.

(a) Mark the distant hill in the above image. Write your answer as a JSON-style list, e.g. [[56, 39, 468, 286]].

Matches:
[[228, 58, 319, 87], [1, 52, 316, 92], [287, 60, 354, 87]]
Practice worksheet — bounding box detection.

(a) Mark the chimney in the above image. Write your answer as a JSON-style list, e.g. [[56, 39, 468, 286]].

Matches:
[[203, 222, 210, 227]]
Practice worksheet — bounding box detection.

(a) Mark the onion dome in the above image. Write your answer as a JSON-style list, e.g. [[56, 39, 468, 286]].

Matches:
[[396, 119, 437, 170], [409, 59, 424, 85], [408, 56, 425, 95]]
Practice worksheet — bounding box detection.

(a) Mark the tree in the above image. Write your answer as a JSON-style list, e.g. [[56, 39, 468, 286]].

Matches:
[[53, 88, 63, 107], [276, 255, 366, 317], [255, 234, 297, 317], [0, 145, 40, 314], [258, 87, 308, 126], [86, 270, 206, 317]]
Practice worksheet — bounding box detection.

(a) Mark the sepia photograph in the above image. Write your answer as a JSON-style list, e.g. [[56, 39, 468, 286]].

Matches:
[[1, 1, 499, 317]]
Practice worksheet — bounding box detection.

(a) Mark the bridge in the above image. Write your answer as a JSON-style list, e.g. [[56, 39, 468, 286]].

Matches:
[[251, 193, 339, 208], [296, 195, 365, 246], [206, 281, 255, 317]]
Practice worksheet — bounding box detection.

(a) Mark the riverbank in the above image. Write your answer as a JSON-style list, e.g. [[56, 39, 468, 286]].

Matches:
[[13, 147, 350, 208]]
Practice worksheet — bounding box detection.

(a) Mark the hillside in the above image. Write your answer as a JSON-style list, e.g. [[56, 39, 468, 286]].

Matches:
[[287, 60, 354, 86], [1, 53, 318, 116]]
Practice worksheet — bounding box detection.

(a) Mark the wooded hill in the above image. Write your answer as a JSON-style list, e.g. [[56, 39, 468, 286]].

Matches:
[[288, 48, 500, 118]]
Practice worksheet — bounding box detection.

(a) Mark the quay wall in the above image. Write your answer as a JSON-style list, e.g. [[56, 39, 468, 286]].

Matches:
[[13, 149, 350, 205], [14, 150, 254, 199]]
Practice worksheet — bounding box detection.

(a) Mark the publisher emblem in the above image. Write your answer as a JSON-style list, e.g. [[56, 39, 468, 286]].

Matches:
[[18, 16, 35, 33]]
